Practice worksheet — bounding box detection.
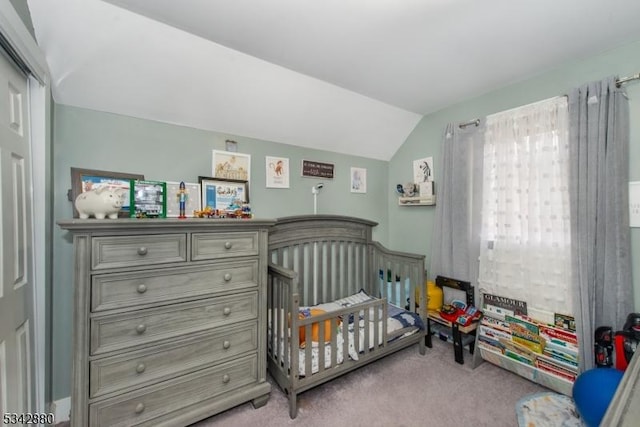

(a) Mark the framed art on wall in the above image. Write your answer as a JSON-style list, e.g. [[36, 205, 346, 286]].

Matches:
[[350, 167, 367, 193], [70, 167, 144, 218], [165, 181, 201, 217], [212, 150, 251, 181], [266, 156, 290, 188], [413, 157, 433, 183], [199, 176, 248, 211], [301, 159, 334, 179]]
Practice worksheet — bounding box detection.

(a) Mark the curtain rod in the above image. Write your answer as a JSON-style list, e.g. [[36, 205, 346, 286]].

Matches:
[[616, 73, 640, 88], [459, 118, 480, 128]]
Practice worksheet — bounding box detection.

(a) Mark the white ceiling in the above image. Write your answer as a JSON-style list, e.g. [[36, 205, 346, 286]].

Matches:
[[27, 0, 640, 160]]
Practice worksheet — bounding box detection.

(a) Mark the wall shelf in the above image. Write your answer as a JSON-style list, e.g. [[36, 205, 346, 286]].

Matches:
[[398, 195, 436, 206]]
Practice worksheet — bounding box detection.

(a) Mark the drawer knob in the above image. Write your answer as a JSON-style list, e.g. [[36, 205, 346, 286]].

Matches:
[[222, 340, 231, 349], [135, 324, 147, 334], [136, 363, 146, 374], [222, 374, 230, 384], [136, 284, 147, 294], [224, 241, 233, 250], [137, 247, 148, 256], [134, 403, 145, 414], [223, 273, 232, 282], [222, 307, 231, 316]]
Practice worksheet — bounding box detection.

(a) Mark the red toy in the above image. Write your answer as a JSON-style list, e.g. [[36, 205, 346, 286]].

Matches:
[[439, 301, 481, 326]]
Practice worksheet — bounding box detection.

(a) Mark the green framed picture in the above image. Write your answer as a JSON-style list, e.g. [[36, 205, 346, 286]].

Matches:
[[130, 180, 167, 218]]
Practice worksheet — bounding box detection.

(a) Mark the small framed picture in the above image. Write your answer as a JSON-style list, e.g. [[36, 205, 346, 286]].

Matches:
[[350, 167, 367, 193], [70, 167, 144, 218], [165, 181, 201, 218], [212, 150, 251, 181], [413, 157, 433, 183], [199, 176, 248, 211], [266, 156, 290, 188], [130, 180, 167, 218]]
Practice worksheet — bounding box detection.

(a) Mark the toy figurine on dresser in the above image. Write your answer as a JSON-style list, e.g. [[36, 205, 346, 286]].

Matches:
[[177, 181, 188, 219]]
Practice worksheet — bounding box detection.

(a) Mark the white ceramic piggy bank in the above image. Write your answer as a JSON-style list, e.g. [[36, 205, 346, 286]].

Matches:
[[75, 188, 125, 219]]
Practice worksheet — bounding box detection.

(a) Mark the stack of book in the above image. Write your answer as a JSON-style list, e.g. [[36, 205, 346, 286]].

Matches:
[[477, 293, 579, 384]]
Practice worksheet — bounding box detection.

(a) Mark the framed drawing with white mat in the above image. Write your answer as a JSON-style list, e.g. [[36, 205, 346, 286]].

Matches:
[[165, 181, 201, 218]]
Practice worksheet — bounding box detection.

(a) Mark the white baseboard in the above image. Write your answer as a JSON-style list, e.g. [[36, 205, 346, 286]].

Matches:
[[50, 397, 70, 423]]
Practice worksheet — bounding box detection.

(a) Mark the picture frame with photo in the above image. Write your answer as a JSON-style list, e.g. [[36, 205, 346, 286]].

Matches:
[[130, 180, 167, 218], [198, 176, 249, 211], [266, 156, 290, 188], [70, 167, 144, 218], [165, 181, 202, 218], [350, 167, 367, 193], [212, 150, 251, 181]]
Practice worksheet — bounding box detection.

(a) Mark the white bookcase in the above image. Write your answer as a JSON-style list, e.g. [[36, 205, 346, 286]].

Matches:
[[474, 292, 578, 396]]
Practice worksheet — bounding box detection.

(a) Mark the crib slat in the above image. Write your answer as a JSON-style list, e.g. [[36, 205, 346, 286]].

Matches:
[[349, 242, 355, 294], [329, 241, 336, 301], [318, 241, 326, 303], [330, 318, 338, 367], [341, 241, 347, 295], [362, 302, 370, 353], [317, 321, 325, 374]]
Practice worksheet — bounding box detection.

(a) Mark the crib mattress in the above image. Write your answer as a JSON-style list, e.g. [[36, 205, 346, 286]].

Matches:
[[269, 290, 424, 377]]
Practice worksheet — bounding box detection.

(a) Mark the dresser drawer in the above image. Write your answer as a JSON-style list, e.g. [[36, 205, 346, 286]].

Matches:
[[92, 234, 187, 270], [91, 260, 259, 312], [89, 354, 259, 427], [90, 292, 258, 355], [90, 322, 257, 398], [191, 231, 259, 260]]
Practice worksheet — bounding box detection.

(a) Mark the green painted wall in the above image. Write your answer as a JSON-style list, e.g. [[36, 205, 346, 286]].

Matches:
[[388, 39, 640, 310], [51, 104, 389, 399]]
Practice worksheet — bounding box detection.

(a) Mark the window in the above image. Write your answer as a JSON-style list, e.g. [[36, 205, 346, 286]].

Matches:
[[477, 97, 572, 323]]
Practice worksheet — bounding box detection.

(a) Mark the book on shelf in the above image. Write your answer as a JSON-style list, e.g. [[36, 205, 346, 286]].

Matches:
[[483, 293, 528, 316], [479, 324, 512, 341], [480, 315, 511, 332], [554, 313, 576, 332], [536, 357, 578, 381], [505, 349, 535, 366], [541, 348, 579, 369], [506, 315, 545, 354], [539, 325, 578, 346]]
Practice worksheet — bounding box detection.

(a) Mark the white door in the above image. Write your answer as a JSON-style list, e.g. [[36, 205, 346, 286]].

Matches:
[[0, 48, 35, 417]]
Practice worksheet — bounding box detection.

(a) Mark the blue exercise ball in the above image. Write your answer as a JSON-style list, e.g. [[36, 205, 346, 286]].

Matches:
[[572, 368, 624, 427]]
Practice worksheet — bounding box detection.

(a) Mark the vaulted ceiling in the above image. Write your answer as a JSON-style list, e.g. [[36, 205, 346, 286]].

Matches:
[[27, 0, 640, 160]]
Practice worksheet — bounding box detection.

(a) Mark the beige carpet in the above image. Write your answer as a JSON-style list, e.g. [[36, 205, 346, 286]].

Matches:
[[193, 338, 548, 426]]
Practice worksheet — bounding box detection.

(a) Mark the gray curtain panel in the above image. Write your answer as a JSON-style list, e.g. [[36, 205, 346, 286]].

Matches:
[[430, 121, 485, 299], [568, 76, 633, 371]]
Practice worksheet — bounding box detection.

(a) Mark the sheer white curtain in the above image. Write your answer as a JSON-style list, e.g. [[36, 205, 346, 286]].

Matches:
[[478, 96, 572, 322]]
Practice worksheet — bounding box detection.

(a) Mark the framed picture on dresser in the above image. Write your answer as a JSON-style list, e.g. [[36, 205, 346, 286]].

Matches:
[[199, 176, 249, 211], [165, 181, 201, 218], [69, 167, 144, 218]]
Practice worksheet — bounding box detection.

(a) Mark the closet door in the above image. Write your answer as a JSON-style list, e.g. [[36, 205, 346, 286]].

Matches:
[[0, 47, 35, 416]]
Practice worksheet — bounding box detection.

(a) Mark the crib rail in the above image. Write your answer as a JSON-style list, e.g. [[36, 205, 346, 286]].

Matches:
[[370, 242, 427, 323]]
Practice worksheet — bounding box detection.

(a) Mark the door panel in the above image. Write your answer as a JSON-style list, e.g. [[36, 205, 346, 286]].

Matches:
[[0, 47, 34, 417]]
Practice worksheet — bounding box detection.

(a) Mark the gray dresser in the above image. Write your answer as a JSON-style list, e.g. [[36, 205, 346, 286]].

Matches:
[[57, 218, 275, 427]]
